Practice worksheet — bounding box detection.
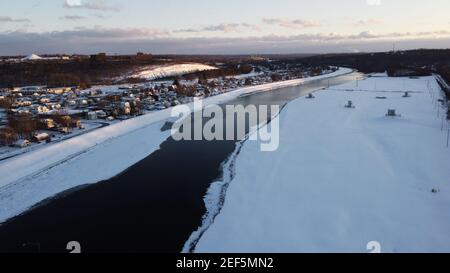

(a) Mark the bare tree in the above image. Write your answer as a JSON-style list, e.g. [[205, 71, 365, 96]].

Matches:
[[8, 113, 38, 139], [0, 127, 17, 146]]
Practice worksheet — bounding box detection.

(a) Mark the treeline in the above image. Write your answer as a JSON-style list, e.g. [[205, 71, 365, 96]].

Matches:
[[0, 57, 159, 88], [437, 66, 450, 86], [297, 49, 450, 73], [182, 64, 253, 81], [437, 66, 450, 100], [0, 113, 37, 145]]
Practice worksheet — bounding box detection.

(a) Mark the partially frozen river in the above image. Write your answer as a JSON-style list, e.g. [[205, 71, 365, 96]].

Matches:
[[0, 72, 362, 253]]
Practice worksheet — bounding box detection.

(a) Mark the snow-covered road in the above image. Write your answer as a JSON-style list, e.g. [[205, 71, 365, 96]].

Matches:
[[192, 75, 450, 253]]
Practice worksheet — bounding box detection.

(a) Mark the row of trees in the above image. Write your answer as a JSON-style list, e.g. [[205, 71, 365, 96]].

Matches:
[[183, 64, 253, 81], [0, 111, 85, 146], [298, 49, 450, 74], [437, 66, 450, 86], [0, 127, 17, 146], [7, 113, 38, 139], [0, 97, 13, 110], [0, 113, 38, 145], [0, 57, 158, 88], [47, 73, 92, 89]]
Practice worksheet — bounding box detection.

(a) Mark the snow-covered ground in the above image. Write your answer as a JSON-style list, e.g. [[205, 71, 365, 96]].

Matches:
[[226, 71, 265, 80], [0, 67, 352, 223], [192, 75, 450, 253], [128, 63, 217, 80]]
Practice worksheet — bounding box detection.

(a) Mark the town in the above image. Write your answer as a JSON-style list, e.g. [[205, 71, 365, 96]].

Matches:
[[0, 53, 336, 159]]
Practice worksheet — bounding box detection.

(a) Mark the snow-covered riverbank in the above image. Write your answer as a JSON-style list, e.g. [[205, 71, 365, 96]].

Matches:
[[0, 68, 352, 223], [193, 75, 450, 253]]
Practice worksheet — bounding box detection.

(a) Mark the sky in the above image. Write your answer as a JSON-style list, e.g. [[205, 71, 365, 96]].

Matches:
[[0, 0, 449, 55]]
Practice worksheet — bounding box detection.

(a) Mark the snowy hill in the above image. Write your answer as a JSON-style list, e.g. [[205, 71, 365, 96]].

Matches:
[[21, 54, 43, 61], [129, 63, 217, 80], [192, 75, 450, 253]]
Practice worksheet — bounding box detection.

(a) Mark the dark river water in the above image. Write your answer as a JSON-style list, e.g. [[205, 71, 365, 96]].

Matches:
[[0, 72, 362, 253]]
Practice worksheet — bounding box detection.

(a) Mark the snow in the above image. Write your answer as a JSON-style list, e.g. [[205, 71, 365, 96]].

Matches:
[[226, 71, 265, 80], [435, 74, 449, 90], [22, 54, 43, 61], [0, 67, 352, 223], [128, 63, 217, 80], [192, 75, 450, 253]]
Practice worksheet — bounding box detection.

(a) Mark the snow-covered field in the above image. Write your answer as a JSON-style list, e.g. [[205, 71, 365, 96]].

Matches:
[[128, 63, 217, 80], [192, 75, 450, 253], [0, 68, 352, 223], [226, 71, 265, 80]]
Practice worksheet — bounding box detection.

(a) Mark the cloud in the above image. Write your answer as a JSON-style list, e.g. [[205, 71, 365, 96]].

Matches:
[[353, 19, 383, 26], [204, 23, 240, 33], [174, 23, 260, 33], [46, 27, 170, 39], [60, 15, 87, 20], [0, 16, 31, 23], [366, 0, 382, 6], [262, 18, 322, 29], [63, 0, 120, 12], [1, 28, 450, 55]]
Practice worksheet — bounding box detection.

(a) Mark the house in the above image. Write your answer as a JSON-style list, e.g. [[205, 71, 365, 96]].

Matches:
[[87, 111, 97, 120], [70, 119, 83, 129], [42, 118, 56, 129], [48, 87, 72, 95], [66, 100, 77, 107], [20, 86, 45, 95], [121, 102, 131, 115], [33, 133, 50, 142], [59, 127, 71, 134], [77, 99, 88, 107], [95, 110, 107, 119], [35, 105, 50, 114], [39, 98, 51, 104]]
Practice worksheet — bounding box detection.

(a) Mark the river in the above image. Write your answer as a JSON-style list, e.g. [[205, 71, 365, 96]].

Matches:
[[0, 72, 363, 253]]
